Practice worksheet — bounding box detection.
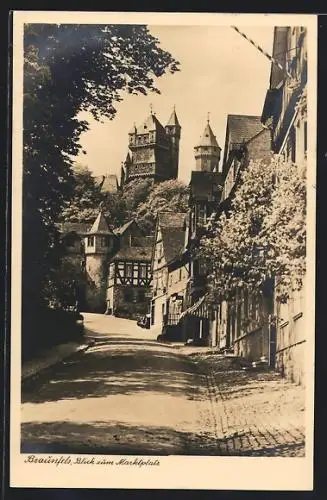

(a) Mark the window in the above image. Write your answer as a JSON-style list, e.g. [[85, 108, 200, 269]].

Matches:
[[179, 268, 182, 281], [100, 236, 110, 247], [198, 205, 207, 225], [126, 263, 133, 278], [87, 236, 94, 247], [139, 264, 147, 278]]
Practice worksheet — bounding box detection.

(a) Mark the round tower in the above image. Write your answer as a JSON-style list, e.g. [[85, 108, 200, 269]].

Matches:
[[84, 210, 115, 313], [194, 116, 221, 172]]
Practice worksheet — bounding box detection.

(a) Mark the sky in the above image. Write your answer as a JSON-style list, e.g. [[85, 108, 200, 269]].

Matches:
[[76, 25, 274, 184]]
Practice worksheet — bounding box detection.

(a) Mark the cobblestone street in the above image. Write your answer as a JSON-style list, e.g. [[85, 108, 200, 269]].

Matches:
[[189, 354, 305, 456], [21, 314, 305, 457]]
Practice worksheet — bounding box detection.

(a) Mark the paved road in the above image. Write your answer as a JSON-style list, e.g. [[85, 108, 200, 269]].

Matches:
[[21, 314, 214, 455], [21, 313, 305, 456]]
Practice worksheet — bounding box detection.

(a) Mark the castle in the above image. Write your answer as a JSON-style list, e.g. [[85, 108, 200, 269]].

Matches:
[[58, 107, 182, 315], [120, 107, 181, 187]]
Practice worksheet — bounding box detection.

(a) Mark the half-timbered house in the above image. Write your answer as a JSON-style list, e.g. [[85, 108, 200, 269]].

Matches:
[[107, 221, 153, 319], [150, 212, 187, 332]]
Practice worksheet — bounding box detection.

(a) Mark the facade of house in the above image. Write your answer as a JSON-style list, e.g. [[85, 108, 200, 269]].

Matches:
[[150, 212, 187, 332], [84, 211, 117, 313], [178, 121, 224, 344], [120, 108, 181, 186], [212, 115, 273, 358], [107, 220, 153, 319], [261, 26, 308, 384], [58, 214, 153, 317]]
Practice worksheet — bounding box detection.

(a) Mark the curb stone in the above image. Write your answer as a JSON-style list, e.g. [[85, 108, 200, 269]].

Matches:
[[22, 341, 93, 383]]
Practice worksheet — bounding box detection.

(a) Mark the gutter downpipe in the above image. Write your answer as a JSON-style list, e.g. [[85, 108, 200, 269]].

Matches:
[[278, 84, 306, 155]]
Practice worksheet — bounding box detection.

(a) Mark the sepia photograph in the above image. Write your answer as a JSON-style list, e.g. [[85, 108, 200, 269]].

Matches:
[[10, 11, 316, 490]]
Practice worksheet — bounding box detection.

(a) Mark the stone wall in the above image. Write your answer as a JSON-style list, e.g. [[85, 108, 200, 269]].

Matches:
[[233, 325, 269, 361], [275, 310, 306, 385], [85, 254, 108, 313], [275, 339, 306, 387]]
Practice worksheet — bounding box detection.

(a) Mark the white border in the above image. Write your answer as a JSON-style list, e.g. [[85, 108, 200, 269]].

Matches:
[[11, 12, 317, 490]]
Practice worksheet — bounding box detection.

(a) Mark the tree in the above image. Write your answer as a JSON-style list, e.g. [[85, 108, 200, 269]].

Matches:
[[121, 178, 153, 215], [135, 179, 189, 233], [59, 163, 104, 223], [23, 23, 180, 308], [198, 156, 306, 302]]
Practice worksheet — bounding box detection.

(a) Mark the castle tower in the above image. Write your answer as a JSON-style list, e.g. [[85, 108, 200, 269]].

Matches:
[[120, 152, 132, 188], [125, 108, 181, 184], [84, 210, 115, 313], [165, 106, 181, 179], [194, 117, 221, 172]]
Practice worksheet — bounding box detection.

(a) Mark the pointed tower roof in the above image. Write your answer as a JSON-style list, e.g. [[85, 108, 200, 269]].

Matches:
[[125, 152, 132, 164], [135, 113, 166, 135], [196, 120, 220, 148], [88, 211, 113, 235], [129, 123, 137, 134], [166, 107, 180, 127]]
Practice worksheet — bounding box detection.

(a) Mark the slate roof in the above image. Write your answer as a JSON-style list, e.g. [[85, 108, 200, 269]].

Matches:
[[158, 212, 186, 230], [195, 122, 220, 148], [157, 212, 187, 264], [133, 113, 166, 135], [133, 236, 155, 247], [112, 246, 153, 262], [190, 171, 224, 199], [88, 211, 114, 235], [166, 108, 180, 127], [227, 115, 264, 146], [94, 174, 118, 193], [113, 219, 136, 236], [57, 222, 90, 236]]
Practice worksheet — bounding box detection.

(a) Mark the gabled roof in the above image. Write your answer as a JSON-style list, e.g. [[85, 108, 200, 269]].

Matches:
[[161, 228, 186, 264], [113, 219, 137, 236], [112, 246, 153, 262], [166, 108, 180, 127], [156, 212, 187, 264], [134, 113, 166, 135], [158, 212, 186, 230], [100, 174, 118, 193], [88, 211, 113, 235], [195, 121, 220, 148], [57, 222, 90, 236], [227, 115, 264, 146], [133, 235, 155, 247]]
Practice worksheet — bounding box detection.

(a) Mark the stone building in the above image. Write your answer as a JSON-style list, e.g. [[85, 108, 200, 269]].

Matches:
[[84, 211, 116, 313], [58, 214, 153, 317], [180, 120, 224, 344], [120, 108, 181, 186], [56, 222, 90, 310], [150, 212, 187, 331], [212, 114, 273, 358], [261, 26, 308, 384], [107, 220, 153, 319]]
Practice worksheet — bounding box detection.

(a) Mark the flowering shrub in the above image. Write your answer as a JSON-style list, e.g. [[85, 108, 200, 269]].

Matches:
[[198, 155, 306, 302]]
